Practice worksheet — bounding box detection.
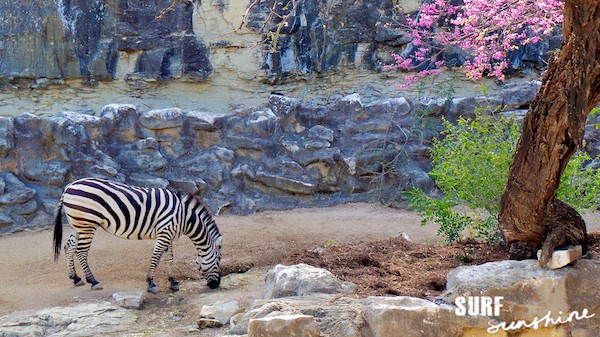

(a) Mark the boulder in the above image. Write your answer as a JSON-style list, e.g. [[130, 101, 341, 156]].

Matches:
[[0, 301, 136, 336], [444, 259, 600, 335], [200, 300, 245, 325], [230, 295, 364, 337], [261, 264, 356, 299], [248, 314, 321, 337]]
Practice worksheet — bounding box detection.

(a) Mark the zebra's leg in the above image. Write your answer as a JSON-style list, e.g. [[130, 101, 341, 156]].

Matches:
[[65, 231, 84, 286], [74, 229, 103, 290], [147, 237, 170, 294], [166, 244, 179, 291]]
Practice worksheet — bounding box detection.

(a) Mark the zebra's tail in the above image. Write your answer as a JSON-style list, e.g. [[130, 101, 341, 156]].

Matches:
[[53, 196, 64, 262]]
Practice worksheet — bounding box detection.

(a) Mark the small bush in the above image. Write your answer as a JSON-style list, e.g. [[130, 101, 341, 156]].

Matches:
[[409, 109, 600, 245]]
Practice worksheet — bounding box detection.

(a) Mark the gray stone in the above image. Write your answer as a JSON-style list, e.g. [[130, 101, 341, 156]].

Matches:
[[0, 172, 36, 206], [128, 174, 170, 189], [246, 109, 279, 136], [140, 108, 184, 130], [0, 117, 15, 157], [268, 95, 301, 117], [100, 104, 138, 120], [168, 178, 201, 195], [449, 96, 503, 119], [262, 264, 357, 299], [414, 97, 450, 117], [213, 146, 235, 163], [250, 173, 317, 195], [329, 93, 366, 121], [366, 97, 412, 118], [112, 291, 145, 309], [307, 125, 334, 143], [0, 212, 14, 227], [22, 160, 69, 186], [501, 81, 542, 109], [502, 109, 528, 120], [186, 111, 224, 131]]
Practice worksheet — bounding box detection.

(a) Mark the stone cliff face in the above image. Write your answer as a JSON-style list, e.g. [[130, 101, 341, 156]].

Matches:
[[0, 0, 211, 82], [0, 0, 556, 117]]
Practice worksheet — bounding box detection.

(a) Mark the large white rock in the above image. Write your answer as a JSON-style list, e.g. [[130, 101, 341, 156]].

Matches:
[[230, 295, 363, 337], [261, 264, 356, 299], [0, 301, 136, 336], [362, 296, 490, 337], [200, 300, 245, 325], [444, 259, 600, 334], [248, 314, 321, 337]]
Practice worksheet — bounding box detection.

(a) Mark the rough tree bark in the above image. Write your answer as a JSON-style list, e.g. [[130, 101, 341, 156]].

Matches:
[[498, 0, 600, 267]]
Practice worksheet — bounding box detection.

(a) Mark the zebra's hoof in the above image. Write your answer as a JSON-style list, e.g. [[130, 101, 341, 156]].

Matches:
[[169, 284, 180, 292], [91, 282, 103, 290], [148, 286, 158, 294], [75, 279, 85, 286]]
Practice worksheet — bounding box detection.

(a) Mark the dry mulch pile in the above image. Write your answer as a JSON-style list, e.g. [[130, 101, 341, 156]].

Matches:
[[286, 233, 600, 299]]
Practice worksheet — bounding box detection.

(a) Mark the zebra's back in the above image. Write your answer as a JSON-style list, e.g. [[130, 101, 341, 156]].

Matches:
[[62, 178, 182, 240]]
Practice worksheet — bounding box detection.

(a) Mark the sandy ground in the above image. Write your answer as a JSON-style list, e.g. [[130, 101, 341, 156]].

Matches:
[[0, 202, 438, 316]]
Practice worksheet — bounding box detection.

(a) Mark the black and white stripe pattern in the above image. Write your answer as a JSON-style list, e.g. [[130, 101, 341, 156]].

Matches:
[[53, 177, 223, 292]]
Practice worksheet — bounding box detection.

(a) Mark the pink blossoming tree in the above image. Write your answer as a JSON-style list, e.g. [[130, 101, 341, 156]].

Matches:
[[388, 0, 564, 86], [395, 0, 600, 264]]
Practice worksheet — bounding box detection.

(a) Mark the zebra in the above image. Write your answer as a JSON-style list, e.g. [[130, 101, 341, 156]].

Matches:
[[52, 177, 223, 293]]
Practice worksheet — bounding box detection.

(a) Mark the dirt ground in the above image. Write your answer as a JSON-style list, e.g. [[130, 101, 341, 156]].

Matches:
[[1, 202, 599, 322], [0, 202, 434, 316]]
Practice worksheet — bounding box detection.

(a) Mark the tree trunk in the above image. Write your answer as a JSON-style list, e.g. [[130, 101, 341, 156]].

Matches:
[[498, 0, 600, 266]]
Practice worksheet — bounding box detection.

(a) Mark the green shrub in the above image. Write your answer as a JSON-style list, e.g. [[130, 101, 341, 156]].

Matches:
[[409, 109, 600, 245]]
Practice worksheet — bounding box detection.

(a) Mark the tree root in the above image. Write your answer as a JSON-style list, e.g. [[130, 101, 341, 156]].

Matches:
[[507, 199, 587, 268], [538, 199, 587, 268]]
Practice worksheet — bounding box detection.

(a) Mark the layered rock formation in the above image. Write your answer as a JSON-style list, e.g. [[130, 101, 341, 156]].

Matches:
[[0, 82, 547, 234]]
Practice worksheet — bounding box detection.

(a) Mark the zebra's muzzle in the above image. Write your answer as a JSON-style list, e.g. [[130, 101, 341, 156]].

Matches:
[[207, 277, 220, 289]]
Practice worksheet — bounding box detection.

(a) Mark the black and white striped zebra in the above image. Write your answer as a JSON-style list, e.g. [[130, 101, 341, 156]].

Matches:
[[53, 177, 223, 293]]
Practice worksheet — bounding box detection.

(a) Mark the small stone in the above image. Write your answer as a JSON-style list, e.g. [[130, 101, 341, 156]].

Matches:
[[112, 291, 145, 309], [311, 246, 325, 254], [393, 231, 412, 242], [197, 318, 223, 329], [537, 245, 583, 269]]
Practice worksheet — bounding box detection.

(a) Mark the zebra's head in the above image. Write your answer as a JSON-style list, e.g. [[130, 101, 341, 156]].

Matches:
[[183, 194, 223, 289], [195, 234, 223, 289]]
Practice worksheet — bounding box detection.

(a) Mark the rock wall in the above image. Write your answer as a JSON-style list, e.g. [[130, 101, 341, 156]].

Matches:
[[0, 81, 555, 234]]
